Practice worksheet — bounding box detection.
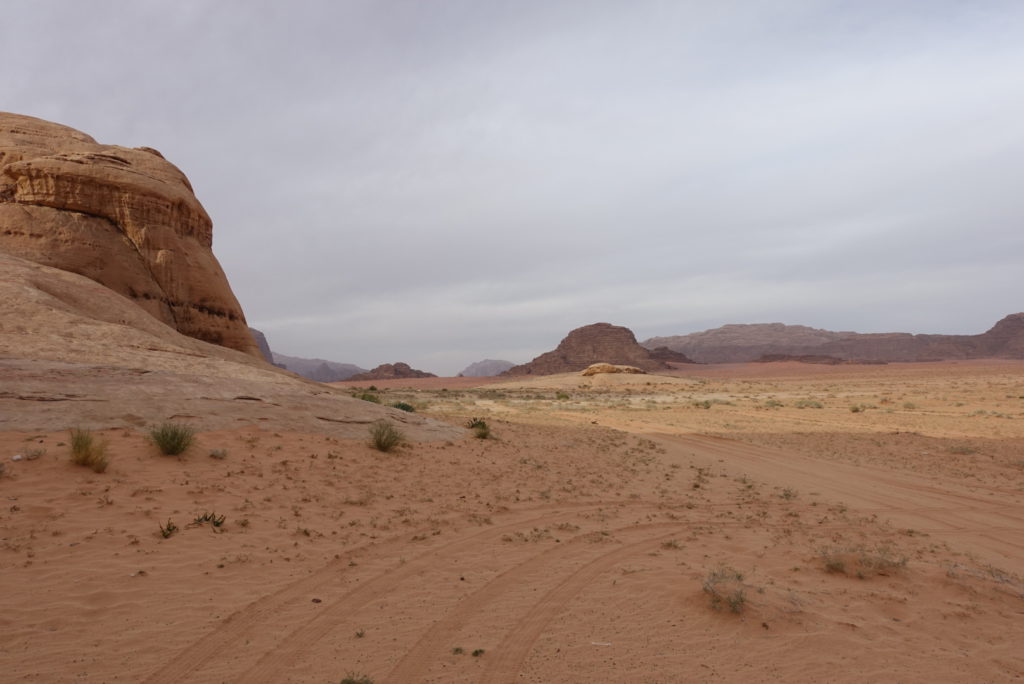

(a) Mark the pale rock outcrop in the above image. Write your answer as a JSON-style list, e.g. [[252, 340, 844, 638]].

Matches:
[[580, 363, 646, 376], [0, 112, 259, 357]]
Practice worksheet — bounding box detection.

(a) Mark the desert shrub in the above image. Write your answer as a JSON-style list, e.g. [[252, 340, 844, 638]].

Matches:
[[466, 417, 491, 439], [368, 420, 404, 452], [819, 545, 907, 578], [340, 674, 373, 684], [703, 566, 746, 613], [159, 519, 178, 539], [149, 423, 195, 456], [390, 401, 415, 412], [795, 399, 823, 409], [764, 399, 784, 408], [555, 391, 570, 400], [693, 400, 712, 410], [353, 392, 381, 403], [69, 428, 109, 473]]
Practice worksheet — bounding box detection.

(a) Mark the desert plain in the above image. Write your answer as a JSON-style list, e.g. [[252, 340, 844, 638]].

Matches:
[[2, 359, 1023, 683]]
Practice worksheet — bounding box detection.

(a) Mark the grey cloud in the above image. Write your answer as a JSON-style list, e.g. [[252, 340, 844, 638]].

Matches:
[[3, 1, 1023, 374]]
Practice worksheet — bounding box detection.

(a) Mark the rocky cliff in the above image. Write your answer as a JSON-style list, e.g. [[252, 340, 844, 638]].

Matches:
[[0, 112, 259, 357], [643, 315, 1024, 363], [349, 362, 437, 381], [503, 323, 694, 376]]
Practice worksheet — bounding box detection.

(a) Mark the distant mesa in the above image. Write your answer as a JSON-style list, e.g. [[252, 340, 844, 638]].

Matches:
[[643, 314, 1024, 363], [0, 111, 260, 358], [580, 363, 646, 376], [349, 362, 437, 381], [754, 354, 886, 365], [270, 351, 367, 382], [503, 322, 695, 376], [459, 359, 515, 377]]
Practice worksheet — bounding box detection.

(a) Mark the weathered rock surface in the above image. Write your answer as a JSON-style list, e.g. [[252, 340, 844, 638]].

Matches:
[[580, 363, 646, 376], [349, 362, 437, 381], [0, 252, 459, 441], [459, 359, 515, 377], [0, 112, 259, 357], [272, 352, 367, 382], [503, 323, 695, 376], [643, 316, 1024, 363]]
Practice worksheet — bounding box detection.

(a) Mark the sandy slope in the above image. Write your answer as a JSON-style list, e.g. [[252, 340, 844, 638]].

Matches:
[[2, 362, 1023, 682]]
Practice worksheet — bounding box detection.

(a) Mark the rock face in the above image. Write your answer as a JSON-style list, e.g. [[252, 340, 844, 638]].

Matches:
[[0, 112, 259, 357], [272, 352, 367, 382], [503, 323, 695, 376], [349, 362, 437, 381], [459, 359, 515, 377], [643, 315, 1024, 363]]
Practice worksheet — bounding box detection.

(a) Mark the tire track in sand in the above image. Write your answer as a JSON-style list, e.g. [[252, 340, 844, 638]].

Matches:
[[143, 502, 653, 683], [479, 530, 683, 683], [386, 522, 684, 683]]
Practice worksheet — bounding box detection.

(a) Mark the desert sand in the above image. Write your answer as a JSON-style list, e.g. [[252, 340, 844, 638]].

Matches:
[[3, 360, 1023, 683]]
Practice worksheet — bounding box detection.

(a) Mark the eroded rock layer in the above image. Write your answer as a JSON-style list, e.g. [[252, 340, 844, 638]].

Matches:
[[0, 112, 259, 357]]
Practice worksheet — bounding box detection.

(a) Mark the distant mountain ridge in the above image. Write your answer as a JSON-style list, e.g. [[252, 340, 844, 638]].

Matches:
[[459, 359, 515, 377], [271, 353, 367, 382], [642, 314, 1024, 363]]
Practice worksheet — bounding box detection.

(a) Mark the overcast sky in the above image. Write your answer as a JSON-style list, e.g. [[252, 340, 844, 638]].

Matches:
[[4, 1, 1023, 374]]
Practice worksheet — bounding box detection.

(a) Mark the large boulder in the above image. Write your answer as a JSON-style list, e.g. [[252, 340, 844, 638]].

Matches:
[[0, 112, 259, 357]]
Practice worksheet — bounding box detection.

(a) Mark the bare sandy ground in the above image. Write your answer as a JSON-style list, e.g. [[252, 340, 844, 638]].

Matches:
[[2, 361, 1023, 682]]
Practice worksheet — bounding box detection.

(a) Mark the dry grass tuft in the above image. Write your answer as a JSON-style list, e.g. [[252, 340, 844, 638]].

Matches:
[[69, 428, 108, 473]]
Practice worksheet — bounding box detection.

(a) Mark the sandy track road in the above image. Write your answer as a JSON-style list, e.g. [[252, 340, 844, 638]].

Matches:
[[650, 432, 1024, 571]]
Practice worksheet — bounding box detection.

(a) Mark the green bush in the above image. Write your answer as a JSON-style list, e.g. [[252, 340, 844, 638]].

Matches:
[[149, 423, 195, 456], [466, 417, 491, 439], [390, 401, 415, 412], [69, 428, 109, 473], [353, 392, 381, 403], [368, 420, 404, 452]]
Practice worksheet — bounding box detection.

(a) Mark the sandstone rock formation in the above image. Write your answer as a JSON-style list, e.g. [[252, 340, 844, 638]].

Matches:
[[272, 352, 367, 382], [503, 323, 695, 376], [349, 362, 437, 381], [643, 315, 1024, 363], [0, 252, 459, 440], [0, 112, 259, 357], [459, 359, 515, 377], [580, 363, 646, 376]]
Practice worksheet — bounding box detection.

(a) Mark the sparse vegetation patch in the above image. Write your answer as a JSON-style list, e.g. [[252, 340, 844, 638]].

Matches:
[[369, 420, 404, 452], [149, 423, 195, 456], [69, 428, 109, 473], [703, 566, 747, 613]]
